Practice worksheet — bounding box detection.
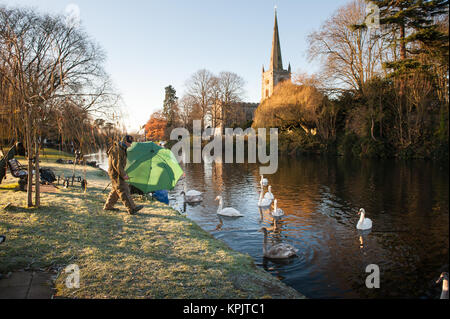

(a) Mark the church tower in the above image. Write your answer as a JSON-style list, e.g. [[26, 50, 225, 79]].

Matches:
[[261, 8, 291, 101]]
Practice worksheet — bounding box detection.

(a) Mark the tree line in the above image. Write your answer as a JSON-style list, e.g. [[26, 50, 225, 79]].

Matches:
[[0, 6, 122, 207], [145, 69, 247, 141], [254, 0, 448, 159]]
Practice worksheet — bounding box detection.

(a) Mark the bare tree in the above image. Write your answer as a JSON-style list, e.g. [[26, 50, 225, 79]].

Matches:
[[0, 6, 114, 207], [178, 95, 193, 129], [209, 76, 222, 129], [307, 0, 388, 93], [185, 69, 215, 129], [217, 71, 245, 128]]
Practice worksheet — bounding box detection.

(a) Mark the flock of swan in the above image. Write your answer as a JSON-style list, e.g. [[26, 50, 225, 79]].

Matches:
[[180, 174, 373, 259], [179, 175, 449, 299], [180, 174, 298, 259], [182, 174, 374, 229]]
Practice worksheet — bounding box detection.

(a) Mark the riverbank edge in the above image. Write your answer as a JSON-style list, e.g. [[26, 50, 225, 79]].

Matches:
[[165, 133, 449, 162], [0, 158, 306, 299]]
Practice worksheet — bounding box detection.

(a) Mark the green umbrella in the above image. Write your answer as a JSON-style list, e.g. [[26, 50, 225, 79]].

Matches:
[[125, 142, 183, 193]]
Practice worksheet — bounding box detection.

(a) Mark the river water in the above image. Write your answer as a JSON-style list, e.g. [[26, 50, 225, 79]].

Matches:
[[87, 152, 449, 299]]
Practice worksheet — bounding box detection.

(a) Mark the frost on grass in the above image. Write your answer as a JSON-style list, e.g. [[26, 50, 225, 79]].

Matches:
[[0, 155, 304, 299]]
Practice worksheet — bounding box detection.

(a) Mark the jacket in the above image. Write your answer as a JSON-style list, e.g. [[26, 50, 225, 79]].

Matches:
[[107, 142, 128, 182]]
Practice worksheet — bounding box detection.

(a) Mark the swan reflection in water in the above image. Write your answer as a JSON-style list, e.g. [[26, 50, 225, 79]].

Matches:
[[257, 206, 269, 221], [258, 206, 285, 233], [176, 201, 202, 214], [215, 216, 224, 231], [358, 229, 372, 249]]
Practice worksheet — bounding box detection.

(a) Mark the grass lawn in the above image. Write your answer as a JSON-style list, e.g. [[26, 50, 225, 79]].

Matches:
[[0, 153, 304, 299], [40, 148, 75, 160]]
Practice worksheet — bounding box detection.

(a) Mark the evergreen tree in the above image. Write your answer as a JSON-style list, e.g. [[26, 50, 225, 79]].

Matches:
[[162, 85, 179, 127], [365, 1, 449, 149], [372, 0, 448, 74]]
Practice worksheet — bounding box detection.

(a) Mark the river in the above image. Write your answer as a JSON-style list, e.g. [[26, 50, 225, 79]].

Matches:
[[87, 151, 449, 299]]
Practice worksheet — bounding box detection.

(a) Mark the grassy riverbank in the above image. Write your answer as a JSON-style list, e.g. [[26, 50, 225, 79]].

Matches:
[[0, 152, 304, 299]]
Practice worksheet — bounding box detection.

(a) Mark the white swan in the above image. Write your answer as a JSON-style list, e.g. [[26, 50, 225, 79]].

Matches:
[[260, 175, 268, 187], [356, 208, 372, 230], [181, 183, 202, 203], [437, 272, 449, 299], [260, 227, 298, 259], [215, 196, 243, 217], [271, 199, 284, 229], [264, 185, 274, 201], [258, 191, 272, 207], [271, 199, 284, 218]]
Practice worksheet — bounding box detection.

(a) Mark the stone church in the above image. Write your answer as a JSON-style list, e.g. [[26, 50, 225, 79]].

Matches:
[[261, 8, 292, 101]]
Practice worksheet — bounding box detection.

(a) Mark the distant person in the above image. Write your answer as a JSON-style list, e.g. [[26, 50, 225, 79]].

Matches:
[[75, 149, 83, 164], [103, 135, 143, 215]]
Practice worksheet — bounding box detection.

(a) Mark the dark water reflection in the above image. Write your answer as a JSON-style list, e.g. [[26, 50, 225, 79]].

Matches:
[[169, 157, 449, 299], [88, 151, 449, 298]]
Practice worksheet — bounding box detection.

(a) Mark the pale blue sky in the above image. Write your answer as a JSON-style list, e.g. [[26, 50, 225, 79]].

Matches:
[[1, 0, 349, 131]]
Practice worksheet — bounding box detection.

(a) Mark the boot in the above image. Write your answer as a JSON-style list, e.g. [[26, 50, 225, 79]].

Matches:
[[129, 205, 144, 215]]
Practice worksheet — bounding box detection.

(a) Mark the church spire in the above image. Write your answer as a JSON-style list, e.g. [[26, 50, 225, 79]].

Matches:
[[261, 6, 291, 101], [270, 7, 283, 71]]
